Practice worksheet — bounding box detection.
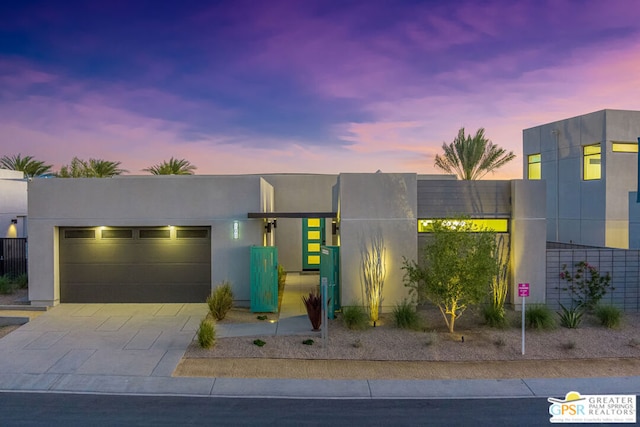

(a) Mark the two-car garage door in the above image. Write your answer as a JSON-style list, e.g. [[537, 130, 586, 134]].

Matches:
[[59, 227, 211, 303]]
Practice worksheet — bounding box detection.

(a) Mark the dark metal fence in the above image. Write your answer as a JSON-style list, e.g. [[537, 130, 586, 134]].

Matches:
[[546, 247, 640, 312], [0, 238, 27, 278]]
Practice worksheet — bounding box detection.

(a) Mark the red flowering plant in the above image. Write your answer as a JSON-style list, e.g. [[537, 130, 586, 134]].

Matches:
[[559, 261, 612, 311]]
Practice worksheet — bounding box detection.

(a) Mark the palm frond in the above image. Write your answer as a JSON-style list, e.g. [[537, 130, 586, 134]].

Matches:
[[434, 127, 515, 180]]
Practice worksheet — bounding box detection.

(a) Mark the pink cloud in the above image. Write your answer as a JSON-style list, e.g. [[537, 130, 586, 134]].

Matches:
[[333, 33, 640, 179]]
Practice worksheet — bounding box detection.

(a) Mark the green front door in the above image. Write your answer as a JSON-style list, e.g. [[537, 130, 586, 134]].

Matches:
[[302, 218, 325, 271]]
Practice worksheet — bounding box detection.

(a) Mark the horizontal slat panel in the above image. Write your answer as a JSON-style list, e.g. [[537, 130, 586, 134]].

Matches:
[[417, 180, 511, 217]]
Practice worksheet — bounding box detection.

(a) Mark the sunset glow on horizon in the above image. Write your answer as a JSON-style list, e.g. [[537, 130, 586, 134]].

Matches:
[[1, 0, 639, 179]]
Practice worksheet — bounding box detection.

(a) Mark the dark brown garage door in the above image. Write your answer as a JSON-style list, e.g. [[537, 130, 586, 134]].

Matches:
[[59, 227, 211, 303]]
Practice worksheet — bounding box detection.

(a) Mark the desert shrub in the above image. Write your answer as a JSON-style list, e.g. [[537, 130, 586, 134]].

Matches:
[[361, 233, 386, 324], [207, 281, 234, 320], [559, 261, 612, 311], [14, 273, 28, 289], [560, 340, 576, 350], [424, 331, 439, 347], [557, 303, 584, 329], [197, 318, 216, 349], [0, 275, 14, 295], [392, 299, 422, 330], [595, 305, 622, 328], [341, 305, 369, 330], [525, 304, 555, 330], [253, 339, 266, 347], [483, 304, 510, 328]]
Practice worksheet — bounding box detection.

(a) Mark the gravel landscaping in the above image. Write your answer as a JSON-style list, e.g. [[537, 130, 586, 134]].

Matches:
[[186, 306, 640, 362]]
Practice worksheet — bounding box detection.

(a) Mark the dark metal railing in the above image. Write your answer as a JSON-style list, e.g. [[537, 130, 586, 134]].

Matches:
[[0, 238, 27, 278]]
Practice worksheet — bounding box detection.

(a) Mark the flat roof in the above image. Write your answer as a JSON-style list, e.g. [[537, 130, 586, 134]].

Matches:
[[247, 212, 337, 219]]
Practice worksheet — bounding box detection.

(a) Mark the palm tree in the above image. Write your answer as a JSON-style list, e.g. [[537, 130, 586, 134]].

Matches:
[[142, 157, 197, 175], [87, 159, 128, 177], [0, 154, 53, 178], [57, 157, 127, 178], [434, 127, 515, 180]]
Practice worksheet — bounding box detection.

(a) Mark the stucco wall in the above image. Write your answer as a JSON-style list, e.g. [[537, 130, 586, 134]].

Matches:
[[338, 173, 417, 314], [605, 112, 640, 248], [523, 109, 640, 248], [511, 180, 547, 307], [27, 176, 267, 306]]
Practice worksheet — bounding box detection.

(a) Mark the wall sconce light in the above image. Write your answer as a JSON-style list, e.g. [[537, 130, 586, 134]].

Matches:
[[264, 219, 277, 233], [11, 219, 18, 224], [233, 220, 240, 240]]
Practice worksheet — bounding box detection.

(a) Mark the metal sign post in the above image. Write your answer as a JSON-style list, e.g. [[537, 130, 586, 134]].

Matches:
[[518, 283, 530, 355], [321, 277, 328, 348]]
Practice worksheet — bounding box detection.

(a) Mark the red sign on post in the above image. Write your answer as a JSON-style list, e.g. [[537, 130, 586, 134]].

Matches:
[[518, 283, 530, 297]]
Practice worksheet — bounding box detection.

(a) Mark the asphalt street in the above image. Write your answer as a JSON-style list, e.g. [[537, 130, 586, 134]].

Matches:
[[0, 393, 562, 427]]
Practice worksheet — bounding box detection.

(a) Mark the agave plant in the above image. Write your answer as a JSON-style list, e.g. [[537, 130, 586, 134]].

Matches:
[[558, 303, 584, 329], [302, 291, 323, 331]]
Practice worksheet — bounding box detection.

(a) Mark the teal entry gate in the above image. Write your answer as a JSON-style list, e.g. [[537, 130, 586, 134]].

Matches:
[[320, 245, 340, 319], [250, 246, 278, 312]]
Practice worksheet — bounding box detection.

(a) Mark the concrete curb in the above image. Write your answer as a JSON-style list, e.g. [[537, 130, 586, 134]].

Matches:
[[1, 374, 638, 399]]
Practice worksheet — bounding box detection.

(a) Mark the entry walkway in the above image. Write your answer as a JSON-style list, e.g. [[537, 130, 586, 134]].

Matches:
[[215, 272, 319, 338]]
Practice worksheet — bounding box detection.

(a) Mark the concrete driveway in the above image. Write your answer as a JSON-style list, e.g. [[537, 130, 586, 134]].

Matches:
[[0, 303, 214, 394]]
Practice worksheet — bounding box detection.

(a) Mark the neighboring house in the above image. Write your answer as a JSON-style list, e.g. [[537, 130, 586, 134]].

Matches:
[[27, 173, 544, 309], [523, 109, 640, 249], [0, 169, 27, 238]]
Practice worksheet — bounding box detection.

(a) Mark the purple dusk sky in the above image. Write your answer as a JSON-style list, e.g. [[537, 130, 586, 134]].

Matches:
[[1, 0, 639, 178]]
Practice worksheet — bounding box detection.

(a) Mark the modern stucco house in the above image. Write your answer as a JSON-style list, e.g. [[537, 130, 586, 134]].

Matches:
[[523, 109, 640, 249], [26, 173, 545, 310]]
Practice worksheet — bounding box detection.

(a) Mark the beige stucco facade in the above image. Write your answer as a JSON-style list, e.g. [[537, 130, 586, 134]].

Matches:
[[26, 172, 546, 309]]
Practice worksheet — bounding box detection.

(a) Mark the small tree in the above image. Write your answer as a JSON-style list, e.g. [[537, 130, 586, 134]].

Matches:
[[57, 157, 127, 177], [402, 219, 497, 333]]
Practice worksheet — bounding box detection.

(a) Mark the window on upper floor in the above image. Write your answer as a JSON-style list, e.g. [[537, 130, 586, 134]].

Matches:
[[611, 141, 639, 153], [583, 144, 601, 180], [527, 154, 541, 180]]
